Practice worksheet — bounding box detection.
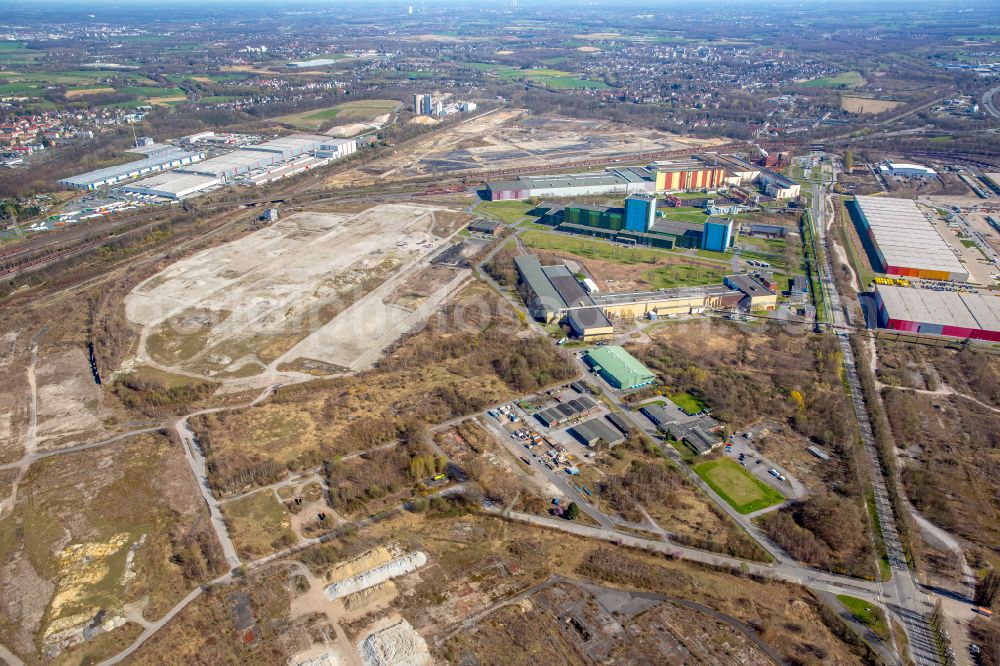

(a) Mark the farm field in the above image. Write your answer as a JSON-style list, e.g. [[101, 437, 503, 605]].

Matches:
[[692, 458, 785, 514], [466, 62, 609, 89], [276, 99, 401, 130], [798, 71, 865, 88], [841, 96, 903, 114]]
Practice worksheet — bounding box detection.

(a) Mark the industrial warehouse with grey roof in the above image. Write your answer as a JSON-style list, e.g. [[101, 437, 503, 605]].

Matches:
[[569, 418, 625, 447]]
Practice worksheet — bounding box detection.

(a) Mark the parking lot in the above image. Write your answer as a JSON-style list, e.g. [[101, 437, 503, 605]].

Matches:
[[481, 390, 618, 527], [723, 428, 806, 501]]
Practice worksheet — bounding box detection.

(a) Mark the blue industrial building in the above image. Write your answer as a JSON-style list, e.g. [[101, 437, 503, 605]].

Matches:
[[624, 194, 657, 233], [701, 217, 734, 252]]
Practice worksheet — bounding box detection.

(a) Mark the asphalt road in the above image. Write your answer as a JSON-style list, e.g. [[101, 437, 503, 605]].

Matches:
[[982, 85, 1000, 120]]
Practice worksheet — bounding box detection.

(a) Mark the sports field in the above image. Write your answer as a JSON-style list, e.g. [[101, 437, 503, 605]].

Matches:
[[692, 458, 784, 514]]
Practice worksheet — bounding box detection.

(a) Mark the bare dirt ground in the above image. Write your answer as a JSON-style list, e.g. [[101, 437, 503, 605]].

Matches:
[[34, 349, 108, 451], [124, 203, 470, 386], [0, 432, 221, 664], [0, 332, 28, 465], [841, 97, 903, 114], [326, 111, 727, 187]]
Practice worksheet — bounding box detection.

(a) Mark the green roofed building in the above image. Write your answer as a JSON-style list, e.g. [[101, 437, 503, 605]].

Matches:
[[583, 346, 656, 390]]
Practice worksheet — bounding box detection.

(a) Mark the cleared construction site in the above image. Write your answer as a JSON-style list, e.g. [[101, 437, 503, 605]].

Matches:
[[124, 203, 471, 381]]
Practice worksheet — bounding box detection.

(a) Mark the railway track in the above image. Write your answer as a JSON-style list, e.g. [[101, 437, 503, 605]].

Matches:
[[3, 138, 787, 281]]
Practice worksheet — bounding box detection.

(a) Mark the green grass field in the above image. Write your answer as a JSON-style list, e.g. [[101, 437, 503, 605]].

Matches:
[[662, 207, 709, 224], [692, 458, 785, 514], [669, 391, 705, 414], [522, 229, 665, 263], [477, 200, 535, 225], [466, 62, 609, 89], [276, 99, 400, 130], [798, 71, 865, 88], [121, 86, 186, 98], [643, 262, 729, 289], [521, 229, 728, 287], [837, 595, 890, 639]]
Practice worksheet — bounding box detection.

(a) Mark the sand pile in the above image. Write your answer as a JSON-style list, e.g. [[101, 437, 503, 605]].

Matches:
[[357, 619, 430, 666], [325, 552, 426, 600]]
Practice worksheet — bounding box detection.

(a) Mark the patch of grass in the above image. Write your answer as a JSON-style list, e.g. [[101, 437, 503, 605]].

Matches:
[[120, 86, 186, 98], [476, 200, 534, 225], [0, 81, 40, 95], [661, 208, 709, 224], [668, 438, 697, 462], [692, 458, 785, 514], [522, 230, 727, 286], [643, 262, 729, 289], [465, 62, 609, 89], [223, 492, 297, 560], [669, 391, 705, 414], [837, 594, 890, 639], [798, 71, 865, 88], [276, 99, 400, 129]]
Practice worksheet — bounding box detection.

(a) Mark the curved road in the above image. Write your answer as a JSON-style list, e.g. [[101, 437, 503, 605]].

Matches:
[[982, 85, 1000, 120]]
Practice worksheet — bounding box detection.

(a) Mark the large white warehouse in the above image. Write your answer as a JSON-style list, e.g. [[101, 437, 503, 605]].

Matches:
[[59, 145, 205, 190]]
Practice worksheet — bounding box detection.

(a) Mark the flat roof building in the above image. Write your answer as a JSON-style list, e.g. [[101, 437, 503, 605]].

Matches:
[[584, 346, 655, 390], [59, 146, 205, 190], [566, 307, 614, 341], [122, 172, 219, 199], [854, 196, 968, 282], [569, 418, 625, 447], [180, 150, 279, 180], [468, 219, 502, 235], [543, 264, 592, 308], [605, 412, 631, 435], [486, 169, 654, 201], [640, 403, 674, 428], [874, 284, 1000, 342], [746, 223, 786, 238], [879, 161, 937, 179], [757, 168, 800, 199], [724, 273, 778, 310], [649, 156, 727, 191], [514, 255, 569, 323], [241, 133, 327, 159]]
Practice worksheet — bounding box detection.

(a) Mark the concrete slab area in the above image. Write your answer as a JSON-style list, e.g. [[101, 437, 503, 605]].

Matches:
[[125, 203, 468, 380]]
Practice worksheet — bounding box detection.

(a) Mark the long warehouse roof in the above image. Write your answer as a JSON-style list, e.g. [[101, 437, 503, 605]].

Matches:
[[488, 171, 630, 191], [584, 345, 655, 385], [514, 255, 565, 309], [59, 147, 201, 186], [878, 285, 1000, 332], [123, 171, 219, 197], [855, 196, 966, 275]]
